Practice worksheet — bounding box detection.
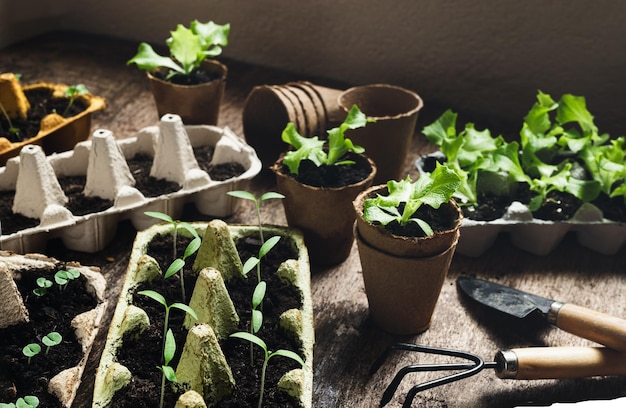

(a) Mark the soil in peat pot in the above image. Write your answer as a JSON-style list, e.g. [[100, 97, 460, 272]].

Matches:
[[0, 263, 98, 407], [0, 88, 88, 142], [284, 152, 372, 188], [111, 231, 305, 407], [0, 145, 245, 235]]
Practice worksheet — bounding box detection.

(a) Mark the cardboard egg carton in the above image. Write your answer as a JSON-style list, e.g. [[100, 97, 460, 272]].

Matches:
[[0, 114, 262, 253]]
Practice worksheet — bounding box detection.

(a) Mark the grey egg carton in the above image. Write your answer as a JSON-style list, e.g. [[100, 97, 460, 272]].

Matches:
[[0, 114, 262, 253]]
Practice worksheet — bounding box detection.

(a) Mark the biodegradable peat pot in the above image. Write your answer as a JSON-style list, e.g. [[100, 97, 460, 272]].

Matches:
[[242, 82, 344, 167], [147, 59, 227, 126], [271, 153, 377, 266], [0, 73, 106, 164], [0, 251, 107, 407], [338, 84, 423, 184], [353, 184, 462, 335], [93, 220, 313, 407]]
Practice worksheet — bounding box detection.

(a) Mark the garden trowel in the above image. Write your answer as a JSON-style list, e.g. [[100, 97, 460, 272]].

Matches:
[[457, 276, 626, 352]]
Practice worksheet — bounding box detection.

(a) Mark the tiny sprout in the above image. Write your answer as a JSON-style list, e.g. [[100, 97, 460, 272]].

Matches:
[[42, 331, 62, 354], [0, 396, 40, 408], [230, 332, 305, 408], [158, 329, 178, 408], [22, 343, 41, 364], [242, 235, 281, 284], [54, 269, 80, 290], [226, 190, 284, 244], [32, 277, 52, 297], [62, 84, 89, 117]]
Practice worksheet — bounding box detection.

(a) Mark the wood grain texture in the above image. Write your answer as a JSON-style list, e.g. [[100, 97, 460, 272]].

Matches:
[[2, 31, 626, 408]]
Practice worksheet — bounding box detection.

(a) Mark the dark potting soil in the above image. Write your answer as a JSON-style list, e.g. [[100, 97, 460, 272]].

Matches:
[[383, 203, 460, 238], [111, 231, 305, 407], [0, 145, 245, 235], [0, 263, 98, 407], [152, 68, 222, 86], [285, 152, 372, 188], [0, 88, 88, 142]]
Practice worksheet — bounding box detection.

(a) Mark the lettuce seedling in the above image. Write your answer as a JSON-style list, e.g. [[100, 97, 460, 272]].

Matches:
[[281, 104, 373, 175], [127, 20, 230, 81], [62, 84, 89, 117], [363, 163, 461, 236], [226, 191, 284, 244], [423, 109, 529, 205], [230, 332, 305, 408]]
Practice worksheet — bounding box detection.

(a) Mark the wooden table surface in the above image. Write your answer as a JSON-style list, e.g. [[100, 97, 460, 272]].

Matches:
[[2, 32, 626, 408]]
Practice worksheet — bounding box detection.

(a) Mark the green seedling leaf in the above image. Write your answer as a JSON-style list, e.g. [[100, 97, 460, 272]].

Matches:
[[243, 257, 260, 276], [259, 191, 285, 201], [163, 328, 176, 365], [227, 190, 256, 201], [138, 290, 167, 307], [281, 104, 372, 174], [252, 281, 267, 309], [144, 211, 175, 223], [363, 163, 461, 235], [164, 258, 185, 279], [259, 236, 280, 259], [183, 236, 201, 259], [22, 343, 41, 364], [127, 42, 185, 75], [15, 397, 39, 408], [231, 331, 267, 353], [33, 277, 52, 297], [171, 302, 199, 321], [252, 309, 263, 334], [42, 331, 62, 354]]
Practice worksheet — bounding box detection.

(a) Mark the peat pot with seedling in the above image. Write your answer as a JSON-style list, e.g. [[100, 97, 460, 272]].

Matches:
[[271, 104, 377, 265], [353, 163, 463, 335], [128, 20, 230, 125], [93, 213, 313, 407]]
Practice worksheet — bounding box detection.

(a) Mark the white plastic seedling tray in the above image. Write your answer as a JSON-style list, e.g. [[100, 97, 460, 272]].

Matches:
[[0, 114, 262, 253], [458, 201, 626, 257]]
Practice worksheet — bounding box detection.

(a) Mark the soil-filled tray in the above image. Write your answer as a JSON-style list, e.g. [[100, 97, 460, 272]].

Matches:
[[0, 251, 107, 407], [93, 220, 313, 408], [0, 77, 106, 164], [0, 114, 262, 253], [417, 153, 626, 256]]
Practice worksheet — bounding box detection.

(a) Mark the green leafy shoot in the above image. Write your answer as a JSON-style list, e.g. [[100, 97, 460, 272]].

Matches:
[[0, 101, 19, 137], [423, 109, 529, 205], [281, 104, 373, 174], [144, 211, 201, 303], [158, 329, 178, 408], [54, 269, 80, 291], [242, 235, 281, 283], [42, 332, 62, 355], [363, 163, 461, 236], [230, 332, 305, 408], [127, 20, 230, 80], [22, 343, 41, 364], [138, 289, 197, 359], [62, 84, 89, 116], [32, 277, 52, 297], [249, 280, 267, 365], [226, 191, 284, 244], [0, 396, 40, 408]]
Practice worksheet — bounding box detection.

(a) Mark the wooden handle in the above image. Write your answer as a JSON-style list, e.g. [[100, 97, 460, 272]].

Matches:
[[496, 347, 626, 379], [555, 303, 626, 352]]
